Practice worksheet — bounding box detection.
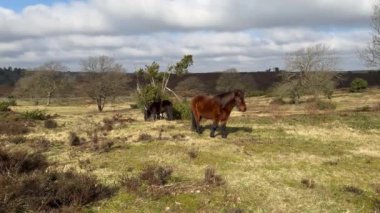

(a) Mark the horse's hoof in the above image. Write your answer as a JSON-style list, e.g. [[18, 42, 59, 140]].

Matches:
[[210, 134, 215, 138], [222, 135, 227, 139]]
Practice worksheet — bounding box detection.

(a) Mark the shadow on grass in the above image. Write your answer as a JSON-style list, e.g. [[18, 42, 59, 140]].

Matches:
[[198, 125, 252, 137]]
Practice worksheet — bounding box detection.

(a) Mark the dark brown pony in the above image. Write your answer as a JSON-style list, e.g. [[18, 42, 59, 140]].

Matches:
[[191, 90, 247, 138], [144, 100, 174, 121]]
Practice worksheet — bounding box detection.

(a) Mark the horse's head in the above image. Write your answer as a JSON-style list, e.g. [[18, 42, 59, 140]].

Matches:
[[233, 90, 247, 112]]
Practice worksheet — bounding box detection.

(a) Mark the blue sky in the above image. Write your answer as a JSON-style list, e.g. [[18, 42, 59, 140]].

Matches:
[[0, 0, 374, 72], [0, 0, 69, 11]]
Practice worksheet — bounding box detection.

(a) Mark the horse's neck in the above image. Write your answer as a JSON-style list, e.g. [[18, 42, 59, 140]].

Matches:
[[223, 99, 236, 112]]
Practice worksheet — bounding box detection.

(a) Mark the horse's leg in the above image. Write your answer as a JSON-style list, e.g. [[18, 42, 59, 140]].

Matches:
[[210, 119, 219, 138], [193, 113, 202, 134], [220, 121, 227, 138]]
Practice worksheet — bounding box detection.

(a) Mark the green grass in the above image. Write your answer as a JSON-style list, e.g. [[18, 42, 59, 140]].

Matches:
[[1, 89, 380, 212]]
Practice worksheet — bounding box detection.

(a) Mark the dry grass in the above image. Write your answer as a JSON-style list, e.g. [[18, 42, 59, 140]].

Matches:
[[0, 88, 379, 212]]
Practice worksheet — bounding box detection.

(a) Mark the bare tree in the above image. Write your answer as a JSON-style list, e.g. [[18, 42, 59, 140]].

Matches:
[[81, 56, 130, 112], [273, 44, 338, 103], [361, 2, 380, 67], [13, 61, 71, 105]]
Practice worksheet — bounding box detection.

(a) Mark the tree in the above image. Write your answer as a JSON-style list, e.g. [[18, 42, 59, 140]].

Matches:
[[361, 2, 380, 67], [81, 56, 130, 112], [13, 61, 71, 105], [273, 44, 338, 104], [215, 68, 256, 93], [136, 55, 193, 108]]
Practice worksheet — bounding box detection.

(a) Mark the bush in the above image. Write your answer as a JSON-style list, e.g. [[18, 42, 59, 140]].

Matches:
[[301, 178, 316, 188], [0, 101, 12, 112], [0, 149, 114, 212], [21, 110, 47, 120], [140, 164, 173, 186], [0, 121, 28, 135], [120, 176, 141, 192], [315, 100, 336, 110], [172, 101, 191, 120], [204, 167, 224, 186], [44, 119, 58, 129], [0, 149, 48, 175], [350, 78, 368, 92], [6, 96, 17, 106], [135, 84, 168, 110], [9, 136, 27, 144], [137, 133, 153, 142], [68, 132, 81, 146]]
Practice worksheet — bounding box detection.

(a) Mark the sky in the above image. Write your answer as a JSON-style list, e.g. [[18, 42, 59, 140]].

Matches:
[[0, 0, 375, 72]]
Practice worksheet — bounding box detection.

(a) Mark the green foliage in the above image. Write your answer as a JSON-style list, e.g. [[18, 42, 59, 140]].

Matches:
[[350, 78, 368, 92], [172, 100, 191, 120], [135, 55, 194, 109], [169, 55, 193, 75], [21, 109, 47, 120], [272, 72, 336, 104], [0, 101, 12, 112], [136, 84, 168, 109], [6, 96, 17, 106]]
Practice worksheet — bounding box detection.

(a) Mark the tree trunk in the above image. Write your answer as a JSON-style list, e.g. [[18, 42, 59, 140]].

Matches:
[[96, 97, 105, 112], [46, 92, 51, 106], [165, 87, 182, 102]]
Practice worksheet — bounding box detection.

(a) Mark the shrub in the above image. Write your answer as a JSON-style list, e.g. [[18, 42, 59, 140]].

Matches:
[[68, 132, 81, 146], [139, 164, 173, 186], [0, 149, 48, 175], [0, 101, 11, 112], [301, 178, 316, 188], [350, 78, 368, 92], [315, 99, 336, 110], [342, 185, 363, 195], [0, 149, 114, 212], [0, 121, 28, 135], [44, 119, 58, 129], [6, 96, 17, 106], [188, 148, 198, 159], [204, 167, 224, 186], [130, 104, 139, 109], [9, 136, 27, 144], [172, 101, 191, 120], [30, 137, 51, 152], [120, 176, 141, 192], [135, 84, 168, 110], [21, 110, 47, 120], [137, 133, 153, 142]]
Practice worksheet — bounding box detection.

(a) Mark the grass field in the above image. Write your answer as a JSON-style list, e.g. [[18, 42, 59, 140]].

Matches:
[[1, 88, 380, 212]]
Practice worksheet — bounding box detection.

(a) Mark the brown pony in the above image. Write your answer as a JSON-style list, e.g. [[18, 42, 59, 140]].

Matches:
[[191, 89, 247, 138]]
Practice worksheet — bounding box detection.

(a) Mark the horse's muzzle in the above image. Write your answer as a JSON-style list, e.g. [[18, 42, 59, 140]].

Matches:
[[239, 106, 247, 112]]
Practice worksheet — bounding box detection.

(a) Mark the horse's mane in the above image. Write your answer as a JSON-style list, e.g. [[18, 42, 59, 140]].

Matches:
[[214, 91, 236, 108]]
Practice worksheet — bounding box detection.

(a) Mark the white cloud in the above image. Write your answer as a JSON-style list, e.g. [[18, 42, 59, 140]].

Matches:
[[0, 0, 374, 71]]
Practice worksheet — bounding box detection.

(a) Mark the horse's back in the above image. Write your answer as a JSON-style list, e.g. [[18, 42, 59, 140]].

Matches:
[[191, 95, 220, 119]]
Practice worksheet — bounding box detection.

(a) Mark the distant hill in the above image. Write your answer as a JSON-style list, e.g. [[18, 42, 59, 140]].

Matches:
[[1, 69, 379, 97]]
